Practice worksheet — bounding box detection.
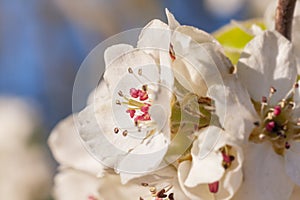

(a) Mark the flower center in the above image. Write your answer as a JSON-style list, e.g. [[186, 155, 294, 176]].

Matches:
[[113, 67, 160, 137], [139, 183, 174, 200], [250, 85, 300, 155]]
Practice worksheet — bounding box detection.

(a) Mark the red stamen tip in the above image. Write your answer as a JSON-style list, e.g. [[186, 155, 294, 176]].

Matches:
[[273, 105, 281, 116], [141, 105, 149, 113], [130, 88, 139, 98], [138, 90, 148, 101], [266, 121, 275, 132], [285, 142, 291, 149], [208, 181, 219, 193], [126, 109, 136, 118], [88, 196, 97, 200]]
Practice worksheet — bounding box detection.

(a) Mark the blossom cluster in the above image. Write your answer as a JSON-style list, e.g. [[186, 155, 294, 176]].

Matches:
[[49, 7, 300, 200]]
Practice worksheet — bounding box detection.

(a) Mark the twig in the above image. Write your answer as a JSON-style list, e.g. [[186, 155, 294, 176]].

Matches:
[[275, 0, 297, 41]]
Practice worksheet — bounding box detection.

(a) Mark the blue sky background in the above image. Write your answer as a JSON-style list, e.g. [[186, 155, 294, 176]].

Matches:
[[0, 0, 247, 130]]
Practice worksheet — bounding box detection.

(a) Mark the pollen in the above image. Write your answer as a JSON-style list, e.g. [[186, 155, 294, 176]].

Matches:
[[250, 85, 300, 155]]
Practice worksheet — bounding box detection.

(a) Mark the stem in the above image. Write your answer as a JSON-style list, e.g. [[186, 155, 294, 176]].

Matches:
[[275, 0, 297, 41]]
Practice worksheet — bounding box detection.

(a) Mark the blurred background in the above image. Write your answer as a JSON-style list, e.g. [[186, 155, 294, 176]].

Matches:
[[0, 0, 273, 199]]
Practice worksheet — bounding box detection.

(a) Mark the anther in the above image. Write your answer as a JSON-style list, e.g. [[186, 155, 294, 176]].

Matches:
[[262, 96, 268, 103], [295, 83, 299, 88], [259, 133, 266, 140], [157, 189, 167, 198], [149, 187, 156, 194], [138, 69, 142, 76], [285, 142, 291, 149], [270, 87, 277, 94], [116, 100, 121, 105], [169, 44, 176, 61], [141, 182, 149, 187], [266, 121, 275, 132], [208, 181, 219, 193], [273, 105, 281, 116], [168, 193, 174, 200], [253, 121, 260, 126], [118, 90, 123, 97], [114, 127, 119, 134], [122, 130, 128, 137], [88, 196, 98, 200], [128, 67, 133, 73], [142, 84, 147, 91]]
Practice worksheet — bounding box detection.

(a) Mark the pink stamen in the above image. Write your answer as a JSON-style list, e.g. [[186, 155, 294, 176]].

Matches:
[[285, 142, 291, 149], [134, 113, 151, 123], [222, 153, 231, 164], [138, 90, 148, 101], [130, 88, 139, 98], [262, 96, 267, 103], [141, 105, 149, 113], [266, 121, 275, 132], [88, 195, 97, 200], [274, 105, 281, 116], [126, 109, 136, 118], [208, 181, 219, 193]]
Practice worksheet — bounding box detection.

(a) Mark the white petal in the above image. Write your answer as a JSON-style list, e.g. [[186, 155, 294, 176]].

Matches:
[[53, 170, 101, 200], [174, 25, 218, 44], [285, 141, 300, 186], [98, 173, 150, 199], [171, 28, 231, 96], [237, 31, 297, 104], [100, 166, 183, 199], [137, 19, 170, 60], [178, 161, 213, 200], [48, 115, 104, 175], [104, 46, 158, 95], [233, 143, 294, 200], [208, 75, 258, 141], [78, 100, 142, 169], [86, 80, 110, 105], [293, 80, 300, 116], [118, 133, 169, 184], [104, 44, 133, 67], [165, 8, 180, 30], [292, 16, 300, 73], [185, 127, 225, 187]]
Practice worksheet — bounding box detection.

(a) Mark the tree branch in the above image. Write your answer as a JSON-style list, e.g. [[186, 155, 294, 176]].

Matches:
[[275, 0, 297, 41]]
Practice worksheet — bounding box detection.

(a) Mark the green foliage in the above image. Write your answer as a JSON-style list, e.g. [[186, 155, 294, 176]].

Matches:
[[213, 19, 266, 65]]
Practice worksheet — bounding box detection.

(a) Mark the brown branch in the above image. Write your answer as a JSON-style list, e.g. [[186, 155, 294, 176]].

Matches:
[[275, 0, 297, 41]]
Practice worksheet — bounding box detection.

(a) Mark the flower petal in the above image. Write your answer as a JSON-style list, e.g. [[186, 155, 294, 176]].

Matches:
[[165, 8, 180, 30], [285, 141, 300, 186], [100, 166, 186, 199], [208, 75, 258, 141], [118, 133, 169, 184], [178, 161, 212, 200], [237, 31, 297, 104], [104, 44, 134, 67], [171, 28, 231, 96], [137, 18, 170, 60], [233, 142, 294, 200], [53, 169, 101, 200], [78, 97, 143, 169], [48, 115, 104, 176], [184, 127, 225, 187], [104, 46, 158, 94]]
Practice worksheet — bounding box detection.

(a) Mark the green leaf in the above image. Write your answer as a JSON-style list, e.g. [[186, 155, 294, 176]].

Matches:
[[213, 19, 266, 64]]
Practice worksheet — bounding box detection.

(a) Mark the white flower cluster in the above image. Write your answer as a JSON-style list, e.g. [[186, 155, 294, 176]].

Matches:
[[49, 8, 300, 200], [0, 98, 52, 200]]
